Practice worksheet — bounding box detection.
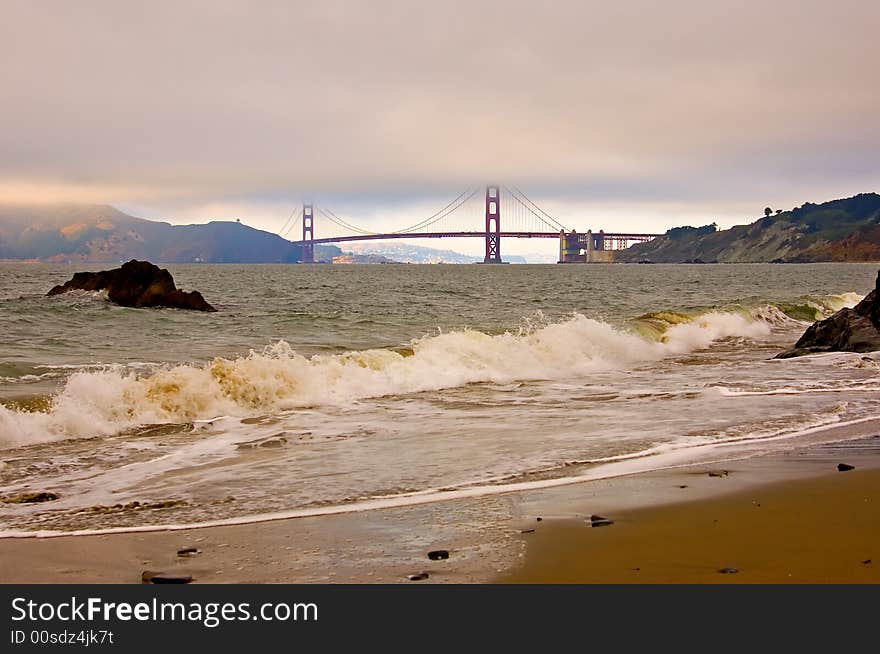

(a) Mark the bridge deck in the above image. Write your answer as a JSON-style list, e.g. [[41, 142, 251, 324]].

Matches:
[[291, 231, 660, 246]]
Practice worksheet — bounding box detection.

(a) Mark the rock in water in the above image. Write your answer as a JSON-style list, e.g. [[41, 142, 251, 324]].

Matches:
[[47, 260, 216, 312], [776, 270, 880, 358], [1, 491, 59, 504]]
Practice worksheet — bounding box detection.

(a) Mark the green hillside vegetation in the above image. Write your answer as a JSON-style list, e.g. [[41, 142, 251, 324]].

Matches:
[[618, 193, 880, 263], [0, 204, 340, 263]]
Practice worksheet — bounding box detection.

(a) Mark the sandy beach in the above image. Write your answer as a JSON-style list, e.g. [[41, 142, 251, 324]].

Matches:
[[1, 428, 878, 584], [504, 465, 880, 584]]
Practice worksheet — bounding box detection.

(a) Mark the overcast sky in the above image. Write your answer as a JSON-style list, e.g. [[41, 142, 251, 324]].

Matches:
[[1, 0, 878, 256]]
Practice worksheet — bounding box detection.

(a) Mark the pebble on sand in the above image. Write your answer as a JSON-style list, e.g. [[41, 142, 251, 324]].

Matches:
[[427, 550, 449, 561], [142, 570, 194, 584], [177, 547, 201, 557], [837, 463, 855, 472], [407, 572, 430, 581], [718, 567, 739, 574], [589, 515, 614, 527]]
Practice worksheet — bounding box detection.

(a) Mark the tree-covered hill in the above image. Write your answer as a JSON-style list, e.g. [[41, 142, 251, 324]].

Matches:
[[617, 193, 880, 263]]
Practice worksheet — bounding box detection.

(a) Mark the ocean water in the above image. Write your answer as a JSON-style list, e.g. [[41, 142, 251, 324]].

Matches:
[[0, 262, 878, 535]]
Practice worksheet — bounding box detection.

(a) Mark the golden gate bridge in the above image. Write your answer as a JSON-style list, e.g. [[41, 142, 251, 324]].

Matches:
[[280, 186, 659, 263]]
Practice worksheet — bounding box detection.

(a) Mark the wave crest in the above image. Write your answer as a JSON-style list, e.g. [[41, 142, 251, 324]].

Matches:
[[0, 302, 828, 448]]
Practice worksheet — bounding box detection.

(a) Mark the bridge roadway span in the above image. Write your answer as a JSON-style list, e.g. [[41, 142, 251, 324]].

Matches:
[[291, 231, 660, 246]]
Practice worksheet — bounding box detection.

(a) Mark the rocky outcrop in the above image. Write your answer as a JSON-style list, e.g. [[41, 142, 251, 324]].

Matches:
[[776, 270, 880, 358], [47, 259, 216, 311]]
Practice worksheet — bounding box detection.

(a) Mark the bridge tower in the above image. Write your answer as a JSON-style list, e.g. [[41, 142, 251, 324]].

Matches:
[[483, 185, 503, 263], [301, 203, 315, 263]]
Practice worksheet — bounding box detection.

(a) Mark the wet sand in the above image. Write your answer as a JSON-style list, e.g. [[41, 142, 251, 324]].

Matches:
[[1, 435, 878, 584], [504, 467, 880, 583]]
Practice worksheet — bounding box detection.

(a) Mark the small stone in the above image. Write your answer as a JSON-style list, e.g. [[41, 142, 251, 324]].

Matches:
[[407, 572, 429, 581], [679, 485, 688, 489], [861, 559, 872, 565], [149, 572, 192, 584], [177, 547, 201, 557], [536, 517, 543, 522], [708, 471, 729, 478], [718, 567, 739, 574], [142, 569, 193, 584], [837, 463, 855, 472], [520, 528, 535, 534], [589, 515, 614, 527], [427, 550, 449, 561]]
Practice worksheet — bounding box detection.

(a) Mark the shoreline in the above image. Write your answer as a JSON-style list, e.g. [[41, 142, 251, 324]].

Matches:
[[3, 415, 878, 541], [1, 424, 879, 583]]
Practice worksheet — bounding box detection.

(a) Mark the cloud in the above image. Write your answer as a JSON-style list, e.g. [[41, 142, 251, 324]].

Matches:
[[1, 0, 877, 230]]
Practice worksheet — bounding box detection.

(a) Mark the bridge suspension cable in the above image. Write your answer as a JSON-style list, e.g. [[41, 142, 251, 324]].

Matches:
[[318, 207, 379, 235], [504, 186, 569, 232], [278, 204, 302, 239], [279, 184, 576, 242], [392, 187, 480, 233]]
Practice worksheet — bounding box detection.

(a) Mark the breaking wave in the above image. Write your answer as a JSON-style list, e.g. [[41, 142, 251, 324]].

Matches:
[[0, 291, 862, 449]]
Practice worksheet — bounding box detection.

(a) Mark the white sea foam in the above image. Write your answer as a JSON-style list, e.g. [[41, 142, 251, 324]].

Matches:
[[0, 309, 791, 448], [715, 384, 880, 397], [4, 415, 877, 539]]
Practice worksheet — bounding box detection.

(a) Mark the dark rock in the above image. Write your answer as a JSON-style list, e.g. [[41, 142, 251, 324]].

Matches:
[[427, 550, 449, 561], [678, 485, 689, 489], [718, 567, 739, 574], [407, 572, 429, 581], [708, 470, 729, 478], [177, 547, 201, 557], [520, 528, 536, 534], [86, 498, 185, 514], [48, 260, 216, 312], [589, 515, 614, 527], [142, 570, 193, 584], [1, 491, 59, 504], [838, 463, 855, 472], [776, 270, 880, 358], [861, 559, 872, 565], [536, 517, 543, 522]]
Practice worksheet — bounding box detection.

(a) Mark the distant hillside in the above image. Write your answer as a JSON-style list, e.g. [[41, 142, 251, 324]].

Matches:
[[332, 253, 399, 264], [0, 203, 341, 263], [617, 193, 880, 263], [345, 242, 528, 264]]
